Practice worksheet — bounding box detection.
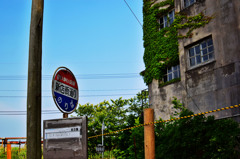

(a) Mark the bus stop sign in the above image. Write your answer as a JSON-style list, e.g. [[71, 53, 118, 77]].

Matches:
[[52, 67, 79, 114]]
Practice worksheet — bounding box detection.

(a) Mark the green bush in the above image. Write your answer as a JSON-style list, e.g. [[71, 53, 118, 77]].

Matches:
[[77, 92, 240, 158], [155, 109, 240, 159]]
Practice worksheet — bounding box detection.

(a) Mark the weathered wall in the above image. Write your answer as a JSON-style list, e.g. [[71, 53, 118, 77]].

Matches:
[[178, 0, 240, 119], [149, 0, 240, 121], [149, 79, 185, 120]]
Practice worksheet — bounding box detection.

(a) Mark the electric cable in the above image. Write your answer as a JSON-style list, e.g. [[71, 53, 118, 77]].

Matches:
[[0, 94, 136, 98], [0, 88, 144, 92], [0, 73, 141, 80], [123, 0, 143, 28], [179, 82, 202, 113]]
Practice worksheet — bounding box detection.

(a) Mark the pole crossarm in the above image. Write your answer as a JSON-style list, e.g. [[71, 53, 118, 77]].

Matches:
[[88, 104, 240, 139]]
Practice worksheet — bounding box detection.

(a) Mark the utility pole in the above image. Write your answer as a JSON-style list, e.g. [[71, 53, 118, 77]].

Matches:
[[27, 0, 44, 158], [144, 108, 155, 159]]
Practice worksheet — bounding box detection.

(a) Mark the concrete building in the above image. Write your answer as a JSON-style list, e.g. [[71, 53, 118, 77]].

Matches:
[[143, 0, 240, 121]]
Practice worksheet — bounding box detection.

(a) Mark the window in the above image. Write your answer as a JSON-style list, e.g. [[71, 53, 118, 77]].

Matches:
[[159, 10, 175, 30], [188, 38, 214, 67], [184, 0, 196, 8], [163, 65, 180, 82]]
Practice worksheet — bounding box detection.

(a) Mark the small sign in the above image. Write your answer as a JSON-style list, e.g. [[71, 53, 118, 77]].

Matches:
[[96, 144, 105, 153], [52, 67, 79, 114]]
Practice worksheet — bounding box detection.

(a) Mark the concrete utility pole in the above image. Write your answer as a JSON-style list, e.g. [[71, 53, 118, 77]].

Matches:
[[27, 0, 44, 158]]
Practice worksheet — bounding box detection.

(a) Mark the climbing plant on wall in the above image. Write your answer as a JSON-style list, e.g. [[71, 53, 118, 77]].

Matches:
[[141, 0, 213, 85]]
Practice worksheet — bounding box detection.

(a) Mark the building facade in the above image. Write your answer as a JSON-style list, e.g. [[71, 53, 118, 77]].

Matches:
[[142, 0, 240, 121]]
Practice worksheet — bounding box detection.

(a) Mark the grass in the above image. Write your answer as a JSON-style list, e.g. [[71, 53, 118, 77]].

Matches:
[[0, 146, 27, 159]]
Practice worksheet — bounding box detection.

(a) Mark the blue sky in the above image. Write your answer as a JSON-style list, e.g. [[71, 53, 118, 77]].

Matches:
[[0, 0, 146, 137]]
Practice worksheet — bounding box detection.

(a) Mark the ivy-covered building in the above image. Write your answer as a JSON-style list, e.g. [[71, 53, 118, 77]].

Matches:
[[141, 0, 240, 120]]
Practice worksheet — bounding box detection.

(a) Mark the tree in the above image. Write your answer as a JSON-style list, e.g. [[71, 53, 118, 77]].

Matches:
[[74, 92, 148, 158], [76, 94, 240, 158]]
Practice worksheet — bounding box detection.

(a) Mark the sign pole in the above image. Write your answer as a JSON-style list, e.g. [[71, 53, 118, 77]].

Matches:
[[27, 0, 43, 159], [102, 120, 104, 159], [63, 113, 68, 118]]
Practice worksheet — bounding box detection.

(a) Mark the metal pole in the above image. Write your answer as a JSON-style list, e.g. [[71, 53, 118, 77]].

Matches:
[[27, 0, 44, 158], [3, 139, 6, 154], [19, 141, 21, 153], [102, 120, 104, 159], [144, 108, 155, 159], [7, 143, 11, 159]]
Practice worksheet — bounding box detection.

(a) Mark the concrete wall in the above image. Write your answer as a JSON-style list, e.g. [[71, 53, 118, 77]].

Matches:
[[148, 79, 185, 120], [148, 0, 240, 121]]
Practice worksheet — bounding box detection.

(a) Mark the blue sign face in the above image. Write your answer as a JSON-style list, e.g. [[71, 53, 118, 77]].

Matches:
[[54, 91, 78, 113], [52, 68, 78, 114]]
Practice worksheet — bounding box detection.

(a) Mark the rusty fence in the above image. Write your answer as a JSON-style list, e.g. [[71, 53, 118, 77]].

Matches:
[[0, 137, 43, 159]]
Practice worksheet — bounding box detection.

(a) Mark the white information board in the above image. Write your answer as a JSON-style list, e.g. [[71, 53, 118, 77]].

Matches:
[[43, 117, 87, 159], [45, 126, 81, 139]]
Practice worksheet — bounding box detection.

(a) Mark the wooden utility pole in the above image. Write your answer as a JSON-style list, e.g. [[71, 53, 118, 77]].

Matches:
[[27, 0, 44, 158], [144, 108, 155, 159]]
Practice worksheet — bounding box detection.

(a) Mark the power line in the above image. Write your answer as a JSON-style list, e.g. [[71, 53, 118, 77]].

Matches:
[[0, 110, 62, 115], [0, 110, 59, 112], [179, 82, 202, 113], [0, 113, 62, 115], [122, 0, 152, 47], [0, 88, 144, 92], [0, 94, 136, 98], [0, 73, 141, 80], [123, 0, 143, 28]]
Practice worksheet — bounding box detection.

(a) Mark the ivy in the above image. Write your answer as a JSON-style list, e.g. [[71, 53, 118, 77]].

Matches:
[[176, 12, 213, 38], [159, 78, 181, 87], [141, 0, 213, 85]]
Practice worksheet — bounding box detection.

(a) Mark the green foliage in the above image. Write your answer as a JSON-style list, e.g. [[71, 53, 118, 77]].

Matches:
[[127, 118, 144, 159], [75, 91, 148, 158], [141, 0, 179, 84], [141, 0, 213, 84], [76, 93, 240, 158], [176, 12, 213, 38], [155, 101, 240, 159], [0, 147, 5, 159], [159, 78, 180, 87], [89, 151, 114, 159]]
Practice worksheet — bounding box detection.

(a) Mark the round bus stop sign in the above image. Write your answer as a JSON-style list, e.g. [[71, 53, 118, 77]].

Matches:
[[52, 67, 79, 114]]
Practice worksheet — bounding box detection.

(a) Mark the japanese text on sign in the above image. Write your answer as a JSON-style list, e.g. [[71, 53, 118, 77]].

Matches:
[[54, 81, 77, 100], [57, 74, 76, 87], [45, 126, 82, 139]]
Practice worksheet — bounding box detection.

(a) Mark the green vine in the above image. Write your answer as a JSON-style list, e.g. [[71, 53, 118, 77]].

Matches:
[[176, 12, 213, 38], [141, 0, 213, 85], [159, 78, 181, 87]]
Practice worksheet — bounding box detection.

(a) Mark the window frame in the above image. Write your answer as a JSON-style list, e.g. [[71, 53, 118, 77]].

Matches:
[[187, 37, 214, 69], [163, 65, 181, 83], [184, 0, 196, 8], [159, 10, 175, 30]]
